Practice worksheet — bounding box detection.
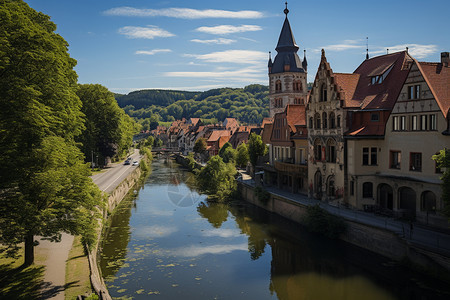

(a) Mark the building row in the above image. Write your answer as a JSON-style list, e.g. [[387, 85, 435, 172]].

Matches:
[[259, 7, 449, 228]]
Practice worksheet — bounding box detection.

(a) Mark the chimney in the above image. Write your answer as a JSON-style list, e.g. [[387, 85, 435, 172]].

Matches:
[[441, 52, 449, 67]]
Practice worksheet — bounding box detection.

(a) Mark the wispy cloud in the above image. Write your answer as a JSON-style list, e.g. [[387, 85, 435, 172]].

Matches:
[[164, 66, 266, 81], [171, 243, 248, 257], [104, 7, 264, 19], [136, 49, 172, 55], [132, 225, 177, 238], [191, 38, 236, 45], [371, 44, 438, 59], [185, 50, 267, 64], [195, 25, 262, 35], [202, 228, 241, 238], [118, 25, 175, 39]]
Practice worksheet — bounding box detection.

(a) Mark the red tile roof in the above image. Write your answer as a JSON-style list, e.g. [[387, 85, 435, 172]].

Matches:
[[207, 130, 230, 142], [334, 73, 360, 108], [285, 104, 306, 130], [417, 61, 450, 119]]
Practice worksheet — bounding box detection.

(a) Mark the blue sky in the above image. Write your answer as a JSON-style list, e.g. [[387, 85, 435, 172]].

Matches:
[[26, 0, 449, 94]]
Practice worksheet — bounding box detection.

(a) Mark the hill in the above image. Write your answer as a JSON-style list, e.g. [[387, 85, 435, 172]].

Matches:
[[116, 84, 270, 125]]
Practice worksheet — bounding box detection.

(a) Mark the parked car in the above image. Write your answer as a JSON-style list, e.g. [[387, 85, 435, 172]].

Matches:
[[124, 160, 131, 165], [132, 160, 139, 166]]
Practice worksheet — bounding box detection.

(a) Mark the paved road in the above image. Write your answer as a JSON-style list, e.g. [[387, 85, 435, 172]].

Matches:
[[239, 177, 450, 257], [37, 149, 141, 300], [92, 149, 141, 193]]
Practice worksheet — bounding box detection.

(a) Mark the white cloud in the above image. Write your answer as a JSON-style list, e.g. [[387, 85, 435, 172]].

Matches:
[[132, 225, 177, 238], [104, 7, 264, 19], [118, 25, 175, 39], [191, 38, 236, 45], [195, 25, 262, 35], [136, 49, 173, 55], [322, 44, 365, 52], [202, 228, 240, 238], [185, 50, 267, 64], [371, 44, 438, 59], [172, 243, 248, 257], [164, 66, 266, 82]]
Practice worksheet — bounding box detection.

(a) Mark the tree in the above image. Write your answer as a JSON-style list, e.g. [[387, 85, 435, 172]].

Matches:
[[77, 84, 137, 166], [0, 1, 102, 266], [196, 156, 237, 200], [248, 133, 268, 169], [219, 142, 237, 164], [236, 143, 249, 168], [194, 138, 207, 154], [433, 149, 450, 219], [154, 137, 163, 148]]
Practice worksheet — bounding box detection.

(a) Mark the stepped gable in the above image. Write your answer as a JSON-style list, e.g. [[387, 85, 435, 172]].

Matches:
[[417, 61, 450, 119], [352, 51, 412, 110]]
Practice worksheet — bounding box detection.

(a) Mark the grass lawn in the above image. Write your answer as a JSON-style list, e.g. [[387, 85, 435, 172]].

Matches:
[[0, 244, 47, 299], [65, 235, 92, 300]]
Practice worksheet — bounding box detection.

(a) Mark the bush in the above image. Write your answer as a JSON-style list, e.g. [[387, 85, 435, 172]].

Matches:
[[254, 187, 270, 205], [304, 205, 347, 239]]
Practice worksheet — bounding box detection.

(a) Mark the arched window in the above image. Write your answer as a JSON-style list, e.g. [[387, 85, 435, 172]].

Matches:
[[327, 176, 335, 197], [309, 117, 313, 129], [314, 138, 323, 161], [337, 115, 341, 128], [363, 182, 373, 198], [329, 112, 336, 129], [326, 138, 336, 163], [275, 80, 282, 93], [293, 80, 302, 92], [421, 191, 437, 214], [315, 113, 321, 129], [322, 112, 328, 129], [321, 84, 327, 102]]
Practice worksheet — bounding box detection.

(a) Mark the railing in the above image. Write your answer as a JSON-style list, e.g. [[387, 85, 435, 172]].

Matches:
[[274, 161, 307, 176]]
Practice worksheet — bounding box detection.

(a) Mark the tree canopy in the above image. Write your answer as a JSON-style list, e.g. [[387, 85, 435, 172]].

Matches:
[[196, 156, 237, 200], [0, 1, 102, 266], [433, 149, 450, 219], [248, 133, 268, 168]]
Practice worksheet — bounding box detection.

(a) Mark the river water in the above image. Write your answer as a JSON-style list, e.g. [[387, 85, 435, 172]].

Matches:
[[99, 157, 449, 299]]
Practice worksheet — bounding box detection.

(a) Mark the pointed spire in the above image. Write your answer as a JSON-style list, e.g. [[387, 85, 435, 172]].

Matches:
[[302, 49, 308, 71], [275, 3, 299, 53], [268, 51, 273, 69], [366, 37, 369, 60]]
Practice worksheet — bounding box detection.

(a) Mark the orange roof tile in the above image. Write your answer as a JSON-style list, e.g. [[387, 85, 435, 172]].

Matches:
[[207, 130, 230, 142]]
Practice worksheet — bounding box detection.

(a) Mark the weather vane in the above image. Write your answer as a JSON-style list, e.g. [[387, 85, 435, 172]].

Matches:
[[284, 2, 289, 15]]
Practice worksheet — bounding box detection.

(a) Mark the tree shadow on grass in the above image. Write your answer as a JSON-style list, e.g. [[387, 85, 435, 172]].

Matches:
[[0, 263, 45, 300]]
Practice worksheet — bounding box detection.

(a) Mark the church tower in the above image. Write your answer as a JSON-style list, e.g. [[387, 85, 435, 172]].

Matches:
[[268, 3, 308, 117]]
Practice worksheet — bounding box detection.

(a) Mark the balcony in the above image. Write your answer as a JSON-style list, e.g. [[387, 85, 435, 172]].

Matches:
[[274, 160, 307, 176]]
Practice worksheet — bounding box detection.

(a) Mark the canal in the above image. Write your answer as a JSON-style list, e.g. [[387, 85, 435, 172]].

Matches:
[[99, 157, 449, 299]]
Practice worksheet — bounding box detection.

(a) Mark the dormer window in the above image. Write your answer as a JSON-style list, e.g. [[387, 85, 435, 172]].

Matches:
[[370, 65, 393, 85], [371, 113, 379, 122]]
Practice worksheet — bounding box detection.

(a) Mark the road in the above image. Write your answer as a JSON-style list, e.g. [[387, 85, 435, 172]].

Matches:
[[37, 149, 141, 300], [91, 149, 141, 193]]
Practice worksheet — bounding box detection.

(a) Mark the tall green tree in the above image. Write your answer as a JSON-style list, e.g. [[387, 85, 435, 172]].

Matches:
[[196, 156, 237, 200], [236, 143, 249, 168], [77, 84, 137, 166], [248, 133, 268, 169], [0, 1, 102, 266], [194, 137, 207, 154], [433, 149, 450, 219], [219, 142, 237, 164]]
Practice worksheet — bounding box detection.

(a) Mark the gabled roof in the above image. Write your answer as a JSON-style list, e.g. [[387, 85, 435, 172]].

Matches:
[[207, 130, 230, 142], [334, 73, 360, 108], [285, 104, 306, 130], [417, 61, 450, 119], [262, 123, 273, 144]]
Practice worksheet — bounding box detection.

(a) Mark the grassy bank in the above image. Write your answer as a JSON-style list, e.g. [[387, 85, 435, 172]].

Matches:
[[65, 236, 92, 299]]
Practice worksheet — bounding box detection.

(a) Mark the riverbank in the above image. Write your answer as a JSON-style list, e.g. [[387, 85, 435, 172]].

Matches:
[[237, 178, 450, 279]]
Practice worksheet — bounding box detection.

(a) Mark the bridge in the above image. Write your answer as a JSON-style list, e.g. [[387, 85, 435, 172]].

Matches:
[[152, 147, 179, 153]]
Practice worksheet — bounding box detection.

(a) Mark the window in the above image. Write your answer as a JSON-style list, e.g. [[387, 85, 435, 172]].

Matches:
[[294, 98, 303, 104], [408, 85, 421, 99], [329, 112, 336, 129], [390, 150, 401, 169], [309, 117, 313, 129], [420, 115, 427, 130], [410, 152, 422, 172], [315, 113, 321, 129], [275, 80, 282, 92], [363, 147, 377, 165], [321, 84, 327, 102], [326, 139, 336, 163], [322, 112, 328, 129], [293, 80, 302, 91], [362, 147, 369, 165], [314, 139, 323, 161], [393, 116, 399, 131], [411, 115, 418, 131], [370, 65, 393, 85], [400, 116, 406, 131], [350, 181, 354, 196], [371, 113, 379, 122], [337, 115, 341, 128], [363, 182, 373, 198], [429, 114, 437, 131], [274, 98, 283, 108]]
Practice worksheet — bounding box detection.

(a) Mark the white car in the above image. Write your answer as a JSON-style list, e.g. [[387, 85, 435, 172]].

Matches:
[[132, 160, 139, 166]]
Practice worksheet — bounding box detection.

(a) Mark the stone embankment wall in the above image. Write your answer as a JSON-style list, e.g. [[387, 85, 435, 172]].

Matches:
[[88, 158, 147, 300], [238, 181, 450, 277], [174, 153, 203, 170]]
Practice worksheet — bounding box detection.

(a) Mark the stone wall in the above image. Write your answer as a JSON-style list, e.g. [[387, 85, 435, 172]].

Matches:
[[238, 181, 450, 277]]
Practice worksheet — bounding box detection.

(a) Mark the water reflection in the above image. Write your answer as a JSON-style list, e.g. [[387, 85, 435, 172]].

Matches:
[[99, 158, 450, 300]]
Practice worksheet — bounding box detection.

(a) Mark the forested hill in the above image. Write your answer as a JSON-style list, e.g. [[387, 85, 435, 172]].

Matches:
[[115, 84, 270, 125]]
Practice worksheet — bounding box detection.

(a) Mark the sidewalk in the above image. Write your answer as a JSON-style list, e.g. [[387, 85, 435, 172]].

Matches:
[[238, 176, 450, 257]]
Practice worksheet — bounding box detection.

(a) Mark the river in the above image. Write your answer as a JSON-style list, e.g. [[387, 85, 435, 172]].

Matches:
[[99, 157, 449, 299]]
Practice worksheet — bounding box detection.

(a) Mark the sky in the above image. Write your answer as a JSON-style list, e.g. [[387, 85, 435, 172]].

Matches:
[[25, 0, 449, 95]]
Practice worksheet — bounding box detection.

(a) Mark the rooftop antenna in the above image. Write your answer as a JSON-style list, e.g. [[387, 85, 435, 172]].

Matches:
[[366, 37, 369, 59]]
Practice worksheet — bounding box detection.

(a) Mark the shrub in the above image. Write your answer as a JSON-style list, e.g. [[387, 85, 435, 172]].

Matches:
[[304, 204, 347, 239], [254, 187, 270, 205]]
